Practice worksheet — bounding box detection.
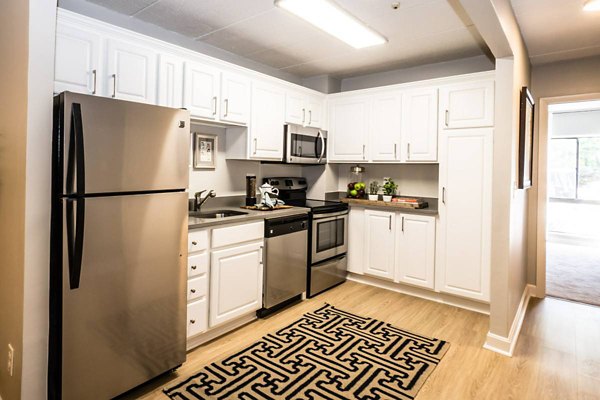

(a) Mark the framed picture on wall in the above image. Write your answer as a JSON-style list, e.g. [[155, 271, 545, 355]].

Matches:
[[518, 86, 535, 189], [193, 133, 217, 169]]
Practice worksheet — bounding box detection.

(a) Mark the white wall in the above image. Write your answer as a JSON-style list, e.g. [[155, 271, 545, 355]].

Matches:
[[335, 164, 439, 198], [188, 124, 304, 198], [340, 55, 494, 92]]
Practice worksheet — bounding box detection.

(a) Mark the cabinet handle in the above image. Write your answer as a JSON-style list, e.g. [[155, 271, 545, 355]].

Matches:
[[212, 96, 217, 115], [445, 110, 449, 127], [224, 98, 229, 117], [190, 288, 196, 293], [253, 138, 257, 155], [407, 143, 411, 160], [192, 241, 197, 246], [442, 187, 446, 204], [111, 74, 116, 98], [91, 69, 97, 95], [302, 108, 306, 124], [388, 215, 392, 230], [394, 143, 397, 159], [259, 246, 264, 264], [191, 265, 197, 270], [362, 145, 366, 160], [401, 216, 405, 232], [190, 319, 196, 324], [308, 110, 312, 125]]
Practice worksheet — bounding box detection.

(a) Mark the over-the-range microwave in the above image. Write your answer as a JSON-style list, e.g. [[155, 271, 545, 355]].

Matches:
[[283, 124, 327, 165]]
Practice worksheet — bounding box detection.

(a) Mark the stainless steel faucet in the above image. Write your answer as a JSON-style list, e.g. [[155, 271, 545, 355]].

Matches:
[[194, 190, 216, 211]]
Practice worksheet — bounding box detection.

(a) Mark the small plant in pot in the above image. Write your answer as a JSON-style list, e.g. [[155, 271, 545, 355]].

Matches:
[[368, 181, 380, 201], [382, 178, 397, 202]]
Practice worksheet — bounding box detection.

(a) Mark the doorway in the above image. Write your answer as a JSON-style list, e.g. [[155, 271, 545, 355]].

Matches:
[[544, 100, 600, 306]]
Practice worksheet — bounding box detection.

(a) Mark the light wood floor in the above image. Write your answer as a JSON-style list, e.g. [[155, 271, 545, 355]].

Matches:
[[121, 281, 600, 399]]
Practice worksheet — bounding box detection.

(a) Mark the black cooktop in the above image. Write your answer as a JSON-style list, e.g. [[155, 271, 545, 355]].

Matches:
[[286, 198, 348, 214]]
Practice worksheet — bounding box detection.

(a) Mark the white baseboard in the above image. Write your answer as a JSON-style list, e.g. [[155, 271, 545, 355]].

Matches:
[[187, 312, 257, 351], [483, 284, 536, 357], [347, 273, 490, 315]]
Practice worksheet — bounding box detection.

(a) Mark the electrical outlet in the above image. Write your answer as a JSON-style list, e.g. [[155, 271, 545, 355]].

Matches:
[[7, 344, 14, 376]]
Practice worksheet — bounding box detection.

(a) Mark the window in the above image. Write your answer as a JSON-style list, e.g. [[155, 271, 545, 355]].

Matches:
[[549, 137, 600, 201]]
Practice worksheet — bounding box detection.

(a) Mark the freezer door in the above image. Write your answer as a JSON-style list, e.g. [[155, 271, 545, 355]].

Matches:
[[61, 192, 187, 400], [60, 92, 189, 195]]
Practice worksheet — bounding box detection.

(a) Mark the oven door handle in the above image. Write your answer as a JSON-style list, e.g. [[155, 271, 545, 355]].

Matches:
[[312, 210, 349, 220], [317, 130, 325, 163]]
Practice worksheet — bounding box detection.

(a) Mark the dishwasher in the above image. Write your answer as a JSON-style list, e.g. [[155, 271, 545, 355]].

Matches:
[[258, 214, 308, 317]]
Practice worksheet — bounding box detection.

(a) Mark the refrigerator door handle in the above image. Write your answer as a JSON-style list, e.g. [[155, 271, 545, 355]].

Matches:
[[67, 103, 86, 195], [66, 197, 85, 289]]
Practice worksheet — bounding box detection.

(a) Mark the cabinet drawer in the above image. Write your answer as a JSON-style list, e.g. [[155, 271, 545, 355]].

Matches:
[[187, 298, 208, 338], [211, 221, 263, 248], [187, 275, 208, 301], [188, 252, 209, 278], [188, 229, 208, 253]]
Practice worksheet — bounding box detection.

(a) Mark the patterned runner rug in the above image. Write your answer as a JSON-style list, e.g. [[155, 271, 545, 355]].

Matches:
[[164, 304, 449, 400]]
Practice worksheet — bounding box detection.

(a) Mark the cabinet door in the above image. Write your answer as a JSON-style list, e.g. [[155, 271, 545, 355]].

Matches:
[[157, 53, 183, 108], [401, 88, 438, 162], [210, 241, 263, 328], [105, 39, 157, 104], [249, 81, 285, 160], [183, 61, 220, 120], [371, 92, 402, 161], [395, 214, 436, 289], [220, 71, 250, 125], [363, 209, 395, 280], [55, 23, 101, 95], [285, 91, 306, 125], [306, 95, 323, 128], [329, 97, 369, 162], [439, 80, 494, 129], [347, 207, 364, 275], [437, 128, 492, 302]]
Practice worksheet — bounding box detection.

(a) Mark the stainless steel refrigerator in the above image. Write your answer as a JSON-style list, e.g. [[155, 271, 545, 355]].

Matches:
[[49, 92, 190, 400]]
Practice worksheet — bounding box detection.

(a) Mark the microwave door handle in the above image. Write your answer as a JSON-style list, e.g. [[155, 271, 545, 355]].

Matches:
[[317, 130, 325, 163]]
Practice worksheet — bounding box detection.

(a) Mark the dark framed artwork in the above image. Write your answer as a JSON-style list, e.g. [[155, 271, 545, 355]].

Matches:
[[518, 86, 535, 189]]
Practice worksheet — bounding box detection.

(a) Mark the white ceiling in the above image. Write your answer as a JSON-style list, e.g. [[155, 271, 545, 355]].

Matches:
[[82, 0, 489, 78], [511, 0, 600, 65]]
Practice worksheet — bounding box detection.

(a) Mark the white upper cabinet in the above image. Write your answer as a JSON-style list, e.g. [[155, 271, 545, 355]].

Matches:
[[395, 214, 436, 290], [370, 92, 402, 161], [439, 80, 494, 129], [437, 128, 492, 302], [55, 23, 102, 95], [220, 71, 250, 125], [401, 88, 438, 162], [285, 91, 324, 128], [250, 81, 286, 160], [183, 61, 220, 120], [157, 53, 184, 108], [105, 38, 157, 104], [328, 96, 369, 162], [363, 209, 396, 280]]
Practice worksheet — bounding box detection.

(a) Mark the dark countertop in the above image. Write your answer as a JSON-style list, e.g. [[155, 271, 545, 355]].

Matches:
[[326, 192, 439, 216], [188, 205, 310, 229]]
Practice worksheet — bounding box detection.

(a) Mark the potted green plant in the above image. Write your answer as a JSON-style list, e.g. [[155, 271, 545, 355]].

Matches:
[[368, 181, 380, 201], [382, 178, 397, 202]]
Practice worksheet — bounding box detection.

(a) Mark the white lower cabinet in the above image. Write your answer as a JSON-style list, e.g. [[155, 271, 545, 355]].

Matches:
[[187, 298, 208, 337], [363, 209, 396, 280], [395, 214, 436, 289], [209, 241, 263, 328], [347, 208, 365, 274]]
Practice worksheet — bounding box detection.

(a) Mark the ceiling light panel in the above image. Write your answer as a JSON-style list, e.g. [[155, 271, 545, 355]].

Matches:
[[274, 0, 387, 49]]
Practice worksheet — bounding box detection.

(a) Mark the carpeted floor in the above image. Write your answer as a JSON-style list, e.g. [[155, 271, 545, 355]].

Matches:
[[164, 304, 449, 400], [547, 242, 600, 307]]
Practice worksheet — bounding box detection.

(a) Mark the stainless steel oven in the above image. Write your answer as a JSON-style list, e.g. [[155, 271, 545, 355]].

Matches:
[[311, 210, 348, 264], [284, 124, 327, 164]]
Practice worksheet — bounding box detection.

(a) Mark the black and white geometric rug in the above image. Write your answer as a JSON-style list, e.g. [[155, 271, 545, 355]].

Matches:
[[164, 304, 449, 400]]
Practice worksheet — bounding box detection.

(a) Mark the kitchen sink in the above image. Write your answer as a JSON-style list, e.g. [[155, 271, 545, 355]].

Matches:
[[189, 210, 248, 219]]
